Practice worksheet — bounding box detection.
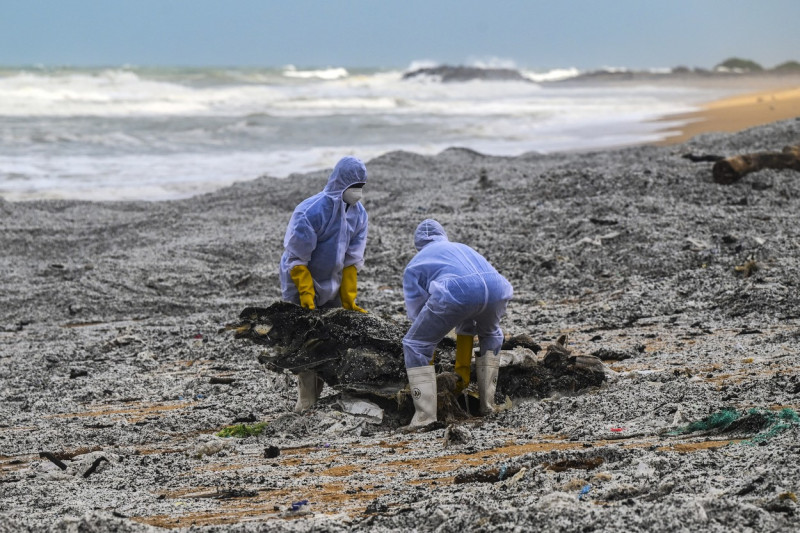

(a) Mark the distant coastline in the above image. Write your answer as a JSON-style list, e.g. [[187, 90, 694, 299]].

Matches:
[[653, 84, 800, 145], [401, 57, 800, 84]]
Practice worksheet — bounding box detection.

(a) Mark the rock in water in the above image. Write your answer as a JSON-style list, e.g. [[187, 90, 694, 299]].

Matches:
[[402, 65, 530, 83], [228, 302, 606, 422]]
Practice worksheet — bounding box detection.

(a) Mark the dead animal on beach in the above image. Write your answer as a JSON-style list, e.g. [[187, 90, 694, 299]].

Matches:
[[227, 302, 607, 424]]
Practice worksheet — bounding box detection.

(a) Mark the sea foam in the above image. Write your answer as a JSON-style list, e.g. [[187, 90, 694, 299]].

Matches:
[[0, 66, 727, 201]]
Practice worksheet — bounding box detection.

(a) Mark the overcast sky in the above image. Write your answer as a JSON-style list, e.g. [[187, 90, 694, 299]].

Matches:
[[1, 0, 798, 70]]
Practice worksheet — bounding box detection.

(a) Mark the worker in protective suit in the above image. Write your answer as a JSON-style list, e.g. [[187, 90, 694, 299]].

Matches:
[[279, 155, 369, 412], [402, 219, 513, 428]]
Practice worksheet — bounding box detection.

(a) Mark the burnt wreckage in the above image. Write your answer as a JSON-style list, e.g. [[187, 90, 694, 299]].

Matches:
[[228, 301, 606, 423]]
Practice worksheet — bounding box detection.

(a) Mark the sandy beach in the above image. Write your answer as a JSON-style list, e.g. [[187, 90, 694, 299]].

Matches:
[[656, 82, 800, 144], [2, 89, 800, 532]]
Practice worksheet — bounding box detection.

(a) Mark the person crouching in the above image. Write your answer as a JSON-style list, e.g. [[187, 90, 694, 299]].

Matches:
[[402, 219, 513, 428]]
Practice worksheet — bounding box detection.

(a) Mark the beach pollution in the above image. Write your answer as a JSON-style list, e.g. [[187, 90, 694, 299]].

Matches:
[[2, 60, 800, 532]]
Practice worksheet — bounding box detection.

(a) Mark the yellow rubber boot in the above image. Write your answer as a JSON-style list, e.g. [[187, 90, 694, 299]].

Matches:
[[340, 265, 366, 313], [290, 265, 315, 309], [454, 334, 474, 394]]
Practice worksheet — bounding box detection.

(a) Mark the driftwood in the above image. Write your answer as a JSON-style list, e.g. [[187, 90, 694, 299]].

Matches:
[[711, 144, 800, 184]]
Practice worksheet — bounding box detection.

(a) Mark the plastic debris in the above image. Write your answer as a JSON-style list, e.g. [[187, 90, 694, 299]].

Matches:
[[671, 407, 688, 427], [291, 499, 309, 511], [502, 466, 527, 486], [39, 452, 67, 471], [337, 396, 384, 424], [191, 438, 228, 458], [83, 456, 109, 478], [635, 461, 655, 478], [610, 427, 624, 432], [579, 484, 591, 501]]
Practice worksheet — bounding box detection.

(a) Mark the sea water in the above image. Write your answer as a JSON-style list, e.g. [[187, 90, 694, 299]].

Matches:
[[0, 65, 730, 202]]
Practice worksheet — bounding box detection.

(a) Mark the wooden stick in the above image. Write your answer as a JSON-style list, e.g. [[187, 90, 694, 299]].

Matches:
[[712, 144, 800, 184]]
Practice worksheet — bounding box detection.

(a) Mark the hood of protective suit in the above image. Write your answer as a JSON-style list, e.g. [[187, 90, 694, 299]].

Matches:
[[323, 156, 367, 197], [414, 219, 448, 251]]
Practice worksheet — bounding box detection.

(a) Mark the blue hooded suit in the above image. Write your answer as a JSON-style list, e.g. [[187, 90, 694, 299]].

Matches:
[[402, 219, 513, 368], [280, 156, 368, 307]]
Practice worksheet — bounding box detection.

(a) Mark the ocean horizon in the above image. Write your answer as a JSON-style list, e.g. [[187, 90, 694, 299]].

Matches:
[[0, 63, 759, 202]]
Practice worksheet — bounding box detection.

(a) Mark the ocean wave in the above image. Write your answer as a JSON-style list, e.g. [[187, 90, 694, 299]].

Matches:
[[406, 59, 440, 72], [522, 68, 581, 82], [282, 65, 349, 80], [0, 65, 735, 201], [466, 56, 519, 70]]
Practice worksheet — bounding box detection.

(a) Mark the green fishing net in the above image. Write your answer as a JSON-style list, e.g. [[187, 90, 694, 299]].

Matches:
[[670, 407, 799, 444]]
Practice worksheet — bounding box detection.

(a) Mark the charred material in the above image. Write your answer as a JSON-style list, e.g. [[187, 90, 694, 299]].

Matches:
[[228, 303, 606, 420], [231, 301, 407, 394], [495, 335, 606, 400], [454, 465, 523, 484]]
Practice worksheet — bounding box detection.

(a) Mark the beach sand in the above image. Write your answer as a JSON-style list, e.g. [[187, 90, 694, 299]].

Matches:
[[2, 89, 800, 531], [657, 84, 800, 144]]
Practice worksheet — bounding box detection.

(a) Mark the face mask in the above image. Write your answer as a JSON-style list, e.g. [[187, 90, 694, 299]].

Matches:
[[342, 186, 363, 206]]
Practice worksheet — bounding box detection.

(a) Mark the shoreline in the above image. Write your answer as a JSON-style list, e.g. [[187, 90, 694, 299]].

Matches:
[[654, 84, 800, 145]]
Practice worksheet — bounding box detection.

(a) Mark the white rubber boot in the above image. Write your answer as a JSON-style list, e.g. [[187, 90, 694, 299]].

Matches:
[[294, 371, 323, 412], [405, 365, 437, 428], [475, 351, 500, 415]]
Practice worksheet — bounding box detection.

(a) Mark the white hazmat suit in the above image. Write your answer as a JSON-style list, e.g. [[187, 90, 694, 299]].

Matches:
[[279, 156, 368, 412], [402, 219, 513, 427], [279, 156, 368, 307]]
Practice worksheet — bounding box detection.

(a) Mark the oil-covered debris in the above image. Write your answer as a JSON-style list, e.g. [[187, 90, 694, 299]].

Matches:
[[230, 301, 406, 392], [454, 465, 523, 484], [496, 335, 606, 400], [544, 456, 604, 472], [228, 303, 606, 422]]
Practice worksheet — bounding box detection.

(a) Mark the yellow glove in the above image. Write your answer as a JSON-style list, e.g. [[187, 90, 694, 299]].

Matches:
[[340, 265, 367, 313], [290, 265, 315, 309], [454, 334, 474, 394]]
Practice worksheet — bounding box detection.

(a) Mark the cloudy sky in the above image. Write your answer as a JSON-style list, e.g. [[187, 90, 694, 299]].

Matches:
[[1, 0, 798, 70]]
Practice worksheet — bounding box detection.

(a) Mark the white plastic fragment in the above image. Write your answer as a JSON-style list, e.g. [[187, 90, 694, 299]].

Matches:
[[337, 396, 384, 424]]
